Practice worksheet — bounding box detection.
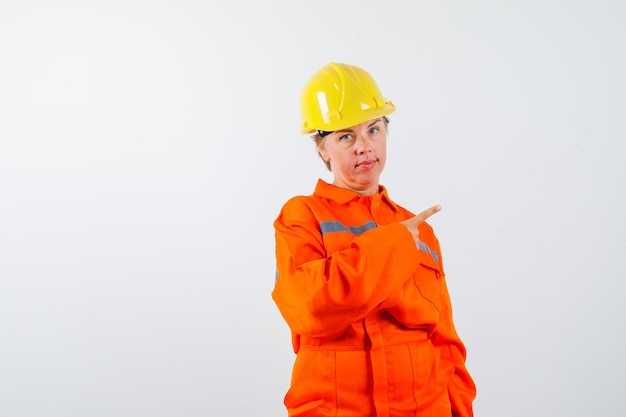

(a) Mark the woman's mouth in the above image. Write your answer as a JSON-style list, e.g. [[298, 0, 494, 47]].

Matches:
[[356, 160, 377, 169]]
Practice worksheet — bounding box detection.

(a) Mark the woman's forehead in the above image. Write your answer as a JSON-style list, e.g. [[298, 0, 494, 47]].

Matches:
[[336, 118, 385, 133]]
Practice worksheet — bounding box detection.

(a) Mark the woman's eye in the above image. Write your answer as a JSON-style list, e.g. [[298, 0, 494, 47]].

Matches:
[[339, 134, 352, 141], [369, 127, 379, 135]]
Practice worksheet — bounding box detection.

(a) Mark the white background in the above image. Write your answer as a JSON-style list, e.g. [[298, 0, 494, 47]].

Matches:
[[1, 1, 625, 416]]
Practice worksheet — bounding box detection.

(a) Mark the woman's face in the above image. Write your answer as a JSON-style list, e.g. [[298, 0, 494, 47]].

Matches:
[[317, 118, 387, 196]]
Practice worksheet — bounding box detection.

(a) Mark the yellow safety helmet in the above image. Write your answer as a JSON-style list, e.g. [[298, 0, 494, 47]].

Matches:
[[300, 62, 395, 134]]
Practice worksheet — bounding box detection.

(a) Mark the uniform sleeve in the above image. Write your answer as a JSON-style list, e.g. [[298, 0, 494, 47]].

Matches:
[[271, 197, 420, 339], [429, 247, 477, 417]]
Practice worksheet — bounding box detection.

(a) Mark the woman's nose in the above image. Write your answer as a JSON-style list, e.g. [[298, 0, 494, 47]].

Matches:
[[355, 135, 369, 153]]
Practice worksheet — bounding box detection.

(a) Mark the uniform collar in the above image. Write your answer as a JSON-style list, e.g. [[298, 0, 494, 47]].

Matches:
[[313, 178, 401, 212]]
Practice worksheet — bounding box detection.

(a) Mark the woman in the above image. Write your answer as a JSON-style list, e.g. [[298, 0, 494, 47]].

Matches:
[[272, 62, 476, 417]]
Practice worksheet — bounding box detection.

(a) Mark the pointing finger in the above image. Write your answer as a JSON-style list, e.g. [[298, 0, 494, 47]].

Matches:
[[415, 205, 442, 223]]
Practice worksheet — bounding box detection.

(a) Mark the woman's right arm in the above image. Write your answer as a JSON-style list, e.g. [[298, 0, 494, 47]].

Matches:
[[271, 198, 420, 338]]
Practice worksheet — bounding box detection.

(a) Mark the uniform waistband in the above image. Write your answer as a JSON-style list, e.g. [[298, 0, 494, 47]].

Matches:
[[299, 328, 429, 351]]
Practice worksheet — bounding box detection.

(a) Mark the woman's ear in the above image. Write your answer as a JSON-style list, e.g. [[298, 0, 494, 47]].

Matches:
[[317, 144, 330, 162]]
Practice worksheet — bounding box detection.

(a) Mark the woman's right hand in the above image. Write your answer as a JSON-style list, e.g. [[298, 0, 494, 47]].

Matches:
[[399, 205, 441, 248]]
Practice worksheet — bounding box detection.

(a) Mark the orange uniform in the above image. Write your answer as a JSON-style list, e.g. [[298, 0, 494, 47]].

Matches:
[[272, 179, 476, 417]]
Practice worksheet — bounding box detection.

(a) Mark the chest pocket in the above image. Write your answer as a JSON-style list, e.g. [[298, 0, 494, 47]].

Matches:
[[413, 243, 442, 310]]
